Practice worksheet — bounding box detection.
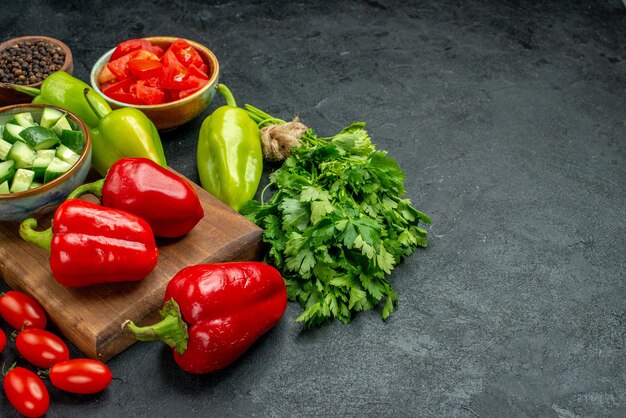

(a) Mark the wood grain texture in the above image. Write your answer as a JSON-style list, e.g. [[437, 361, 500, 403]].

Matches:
[[0, 175, 263, 362]]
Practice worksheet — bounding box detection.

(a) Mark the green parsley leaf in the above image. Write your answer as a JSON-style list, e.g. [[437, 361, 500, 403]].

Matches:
[[243, 105, 430, 328]]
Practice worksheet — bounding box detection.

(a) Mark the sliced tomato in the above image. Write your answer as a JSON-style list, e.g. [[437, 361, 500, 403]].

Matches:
[[133, 49, 160, 62], [99, 80, 117, 93], [188, 63, 209, 80], [110, 38, 153, 61], [178, 85, 203, 99], [183, 75, 207, 90], [107, 49, 160, 80], [108, 90, 143, 105], [105, 38, 207, 104], [128, 59, 163, 80], [167, 38, 204, 68], [101, 76, 135, 96], [151, 45, 165, 58], [161, 50, 189, 90], [97, 66, 116, 84], [143, 76, 162, 88], [135, 80, 165, 105], [102, 77, 143, 104], [107, 53, 134, 79]]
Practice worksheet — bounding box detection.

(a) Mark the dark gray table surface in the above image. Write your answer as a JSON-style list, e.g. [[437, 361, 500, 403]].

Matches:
[[1, 1, 625, 417]]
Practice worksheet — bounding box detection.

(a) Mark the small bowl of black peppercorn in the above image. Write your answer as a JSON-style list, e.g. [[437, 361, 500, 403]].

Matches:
[[0, 36, 73, 106]]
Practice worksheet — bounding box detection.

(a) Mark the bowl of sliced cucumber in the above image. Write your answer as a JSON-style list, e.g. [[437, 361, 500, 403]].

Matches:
[[0, 103, 91, 221]]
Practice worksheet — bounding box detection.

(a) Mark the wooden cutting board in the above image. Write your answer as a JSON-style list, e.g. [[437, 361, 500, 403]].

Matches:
[[0, 174, 263, 362]]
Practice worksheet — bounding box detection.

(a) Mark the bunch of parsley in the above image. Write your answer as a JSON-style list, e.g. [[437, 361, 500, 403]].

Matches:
[[242, 105, 431, 328]]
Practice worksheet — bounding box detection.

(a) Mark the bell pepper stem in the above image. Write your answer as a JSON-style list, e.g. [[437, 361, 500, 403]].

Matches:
[[19, 218, 52, 253], [2, 83, 41, 97], [67, 178, 105, 200], [83, 87, 108, 120], [123, 299, 189, 355], [216, 84, 237, 107]]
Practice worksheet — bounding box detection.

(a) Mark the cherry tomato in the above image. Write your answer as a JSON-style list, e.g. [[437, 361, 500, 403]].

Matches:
[[16, 328, 70, 368], [4, 367, 50, 417], [50, 359, 113, 394], [0, 291, 47, 330], [0, 327, 6, 352]]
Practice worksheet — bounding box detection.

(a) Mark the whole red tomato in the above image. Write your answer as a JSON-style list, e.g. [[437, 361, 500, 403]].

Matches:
[[4, 367, 50, 417], [16, 328, 70, 368], [0, 327, 6, 352], [50, 359, 113, 394], [0, 291, 47, 330]]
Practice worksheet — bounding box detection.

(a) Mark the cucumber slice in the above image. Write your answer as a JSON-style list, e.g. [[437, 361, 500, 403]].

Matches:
[[60, 129, 85, 154], [56, 144, 80, 166], [10, 168, 35, 193], [0, 180, 9, 194], [19, 126, 59, 150], [52, 115, 72, 137], [0, 138, 12, 160], [0, 160, 16, 184], [29, 181, 42, 190], [7, 141, 36, 169], [44, 157, 72, 183], [32, 149, 56, 180], [4, 123, 26, 144], [0, 125, 5, 141], [40, 108, 64, 129], [14, 112, 36, 128], [4, 117, 18, 126]]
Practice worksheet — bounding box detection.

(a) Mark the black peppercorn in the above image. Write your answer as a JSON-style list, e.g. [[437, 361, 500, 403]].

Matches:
[[0, 40, 66, 85]]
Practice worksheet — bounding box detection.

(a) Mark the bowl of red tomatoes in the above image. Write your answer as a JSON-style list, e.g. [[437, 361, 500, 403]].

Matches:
[[90, 37, 219, 130]]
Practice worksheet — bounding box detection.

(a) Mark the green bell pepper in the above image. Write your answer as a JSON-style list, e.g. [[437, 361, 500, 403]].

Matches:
[[197, 84, 262, 212], [83, 88, 167, 176], [8, 71, 112, 129]]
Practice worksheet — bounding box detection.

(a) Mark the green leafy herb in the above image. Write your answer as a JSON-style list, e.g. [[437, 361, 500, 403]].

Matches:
[[242, 105, 431, 328]]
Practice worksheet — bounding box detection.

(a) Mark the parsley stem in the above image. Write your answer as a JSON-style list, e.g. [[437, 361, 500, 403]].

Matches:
[[260, 182, 272, 205]]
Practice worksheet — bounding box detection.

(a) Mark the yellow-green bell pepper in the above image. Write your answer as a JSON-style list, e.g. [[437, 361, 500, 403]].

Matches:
[[83, 88, 167, 176], [197, 84, 262, 212], [8, 71, 111, 129]]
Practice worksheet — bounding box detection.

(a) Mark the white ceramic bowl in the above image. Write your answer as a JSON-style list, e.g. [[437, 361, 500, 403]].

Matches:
[[0, 104, 92, 221]]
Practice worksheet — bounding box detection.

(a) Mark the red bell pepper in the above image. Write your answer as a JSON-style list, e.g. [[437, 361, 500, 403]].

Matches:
[[68, 158, 204, 238], [19, 200, 158, 287], [123, 262, 287, 374]]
